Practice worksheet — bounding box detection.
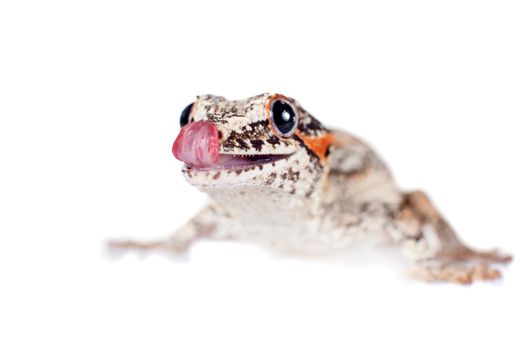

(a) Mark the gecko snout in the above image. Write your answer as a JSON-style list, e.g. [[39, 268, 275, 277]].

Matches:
[[172, 120, 220, 169]]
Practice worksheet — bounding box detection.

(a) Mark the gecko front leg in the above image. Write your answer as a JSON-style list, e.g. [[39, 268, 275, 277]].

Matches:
[[392, 191, 512, 284], [108, 205, 221, 255]]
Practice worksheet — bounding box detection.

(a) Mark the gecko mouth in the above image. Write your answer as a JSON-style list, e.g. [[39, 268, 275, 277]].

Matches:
[[173, 120, 296, 172], [184, 152, 295, 171]]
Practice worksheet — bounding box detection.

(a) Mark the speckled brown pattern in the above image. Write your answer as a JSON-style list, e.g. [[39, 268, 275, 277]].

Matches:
[[110, 93, 512, 284]]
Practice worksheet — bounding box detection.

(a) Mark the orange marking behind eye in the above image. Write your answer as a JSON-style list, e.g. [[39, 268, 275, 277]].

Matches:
[[296, 132, 335, 164]]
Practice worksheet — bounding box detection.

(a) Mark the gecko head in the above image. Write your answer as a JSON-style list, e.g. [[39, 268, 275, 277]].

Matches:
[[172, 93, 334, 198]]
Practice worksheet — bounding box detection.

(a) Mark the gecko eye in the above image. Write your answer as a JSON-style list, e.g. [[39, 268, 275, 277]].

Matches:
[[270, 100, 297, 137], [180, 103, 194, 128]]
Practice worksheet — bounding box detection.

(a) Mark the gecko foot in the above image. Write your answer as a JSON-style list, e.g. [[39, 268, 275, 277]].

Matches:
[[107, 239, 190, 255], [409, 262, 504, 285]]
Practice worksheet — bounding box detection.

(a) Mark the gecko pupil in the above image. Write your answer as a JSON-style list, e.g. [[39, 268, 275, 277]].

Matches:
[[180, 103, 194, 127], [272, 100, 296, 136]]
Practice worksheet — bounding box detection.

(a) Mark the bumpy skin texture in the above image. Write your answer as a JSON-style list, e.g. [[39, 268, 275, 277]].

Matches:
[[110, 93, 512, 284]]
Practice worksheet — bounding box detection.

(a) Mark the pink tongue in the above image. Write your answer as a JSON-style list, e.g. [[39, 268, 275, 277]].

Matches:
[[172, 121, 220, 169]]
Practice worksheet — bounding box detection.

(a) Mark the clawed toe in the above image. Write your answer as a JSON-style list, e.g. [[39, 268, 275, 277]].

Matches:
[[472, 249, 513, 263]]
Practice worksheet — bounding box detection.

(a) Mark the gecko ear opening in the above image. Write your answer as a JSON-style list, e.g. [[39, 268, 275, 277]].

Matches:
[[269, 98, 298, 138]]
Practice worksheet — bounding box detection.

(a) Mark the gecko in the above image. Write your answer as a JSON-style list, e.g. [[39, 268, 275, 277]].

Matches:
[[110, 93, 512, 284]]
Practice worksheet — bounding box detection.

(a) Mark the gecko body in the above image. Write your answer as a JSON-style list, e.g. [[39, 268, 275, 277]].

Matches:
[[111, 93, 512, 284]]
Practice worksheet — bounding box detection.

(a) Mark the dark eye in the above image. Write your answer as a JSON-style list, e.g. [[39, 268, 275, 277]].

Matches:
[[271, 100, 297, 137], [180, 103, 194, 127]]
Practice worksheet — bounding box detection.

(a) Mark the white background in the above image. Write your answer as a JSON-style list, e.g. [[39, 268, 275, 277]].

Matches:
[[1, 1, 524, 349]]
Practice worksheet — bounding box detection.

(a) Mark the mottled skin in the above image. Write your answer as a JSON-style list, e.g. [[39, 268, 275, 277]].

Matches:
[[110, 93, 512, 284]]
